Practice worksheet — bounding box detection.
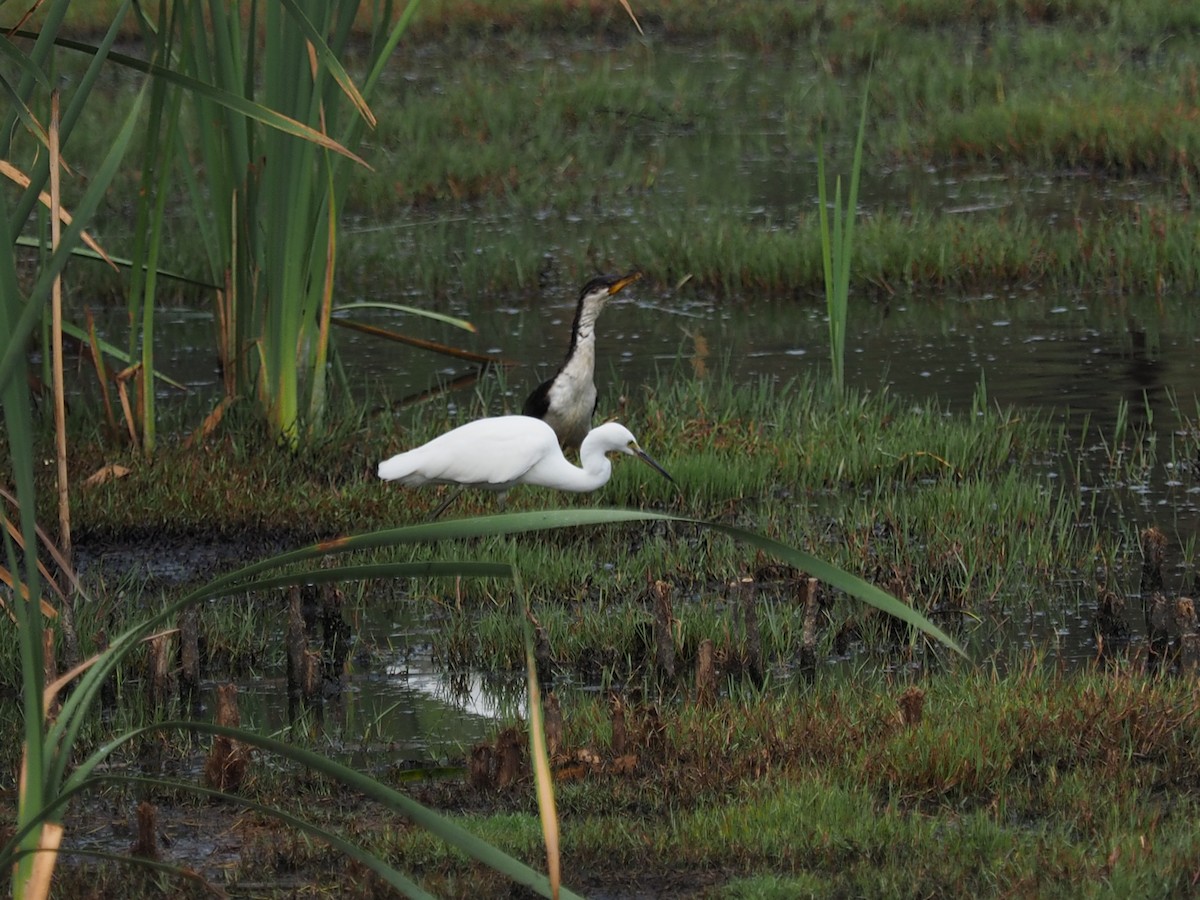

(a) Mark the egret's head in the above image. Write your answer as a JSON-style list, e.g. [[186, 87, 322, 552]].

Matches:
[[592, 422, 674, 484]]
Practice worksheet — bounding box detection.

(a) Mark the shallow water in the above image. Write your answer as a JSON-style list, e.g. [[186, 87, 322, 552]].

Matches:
[[86, 282, 1200, 587]]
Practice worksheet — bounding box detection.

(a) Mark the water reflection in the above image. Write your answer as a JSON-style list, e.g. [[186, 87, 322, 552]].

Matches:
[[230, 655, 521, 774]]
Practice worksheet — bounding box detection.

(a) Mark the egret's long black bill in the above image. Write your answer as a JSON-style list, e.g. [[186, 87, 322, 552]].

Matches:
[[633, 447, 675, 484]]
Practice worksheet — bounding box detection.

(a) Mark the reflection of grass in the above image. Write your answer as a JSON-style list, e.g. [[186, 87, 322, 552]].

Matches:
[[344, 199, 1200, 299]]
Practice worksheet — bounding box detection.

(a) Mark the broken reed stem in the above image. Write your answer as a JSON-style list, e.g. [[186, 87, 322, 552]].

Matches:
[[130, 801, 158, 860], [610, 693, 627, 757], [1094, 583, 1127, 640], [897, 686, 925, 727], [654, 580, 676, 681], [468, 726, 534, 792], [319, 579, 350, 691], [146, 632, 171, 709], [495, 727, 525, 789], [287, 585, 318, 718], [1146, 591, 1172, 658], [695, 638, 716, 706], [1175, 597, 1200, 674], [528, 610, 554, 687], [1140, 526, 1166, 594], [799, 576, 821, 673], [544, 691, 562, 761], [741, 577, 764, 686], [177, 606, 200, 714], [204, 684, 248, 792], [469, 742, 494, 790]]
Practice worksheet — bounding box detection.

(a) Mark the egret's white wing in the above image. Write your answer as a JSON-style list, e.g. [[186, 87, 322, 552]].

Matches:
[[429, 417, 555, 487], [379, 417, 558, 488]]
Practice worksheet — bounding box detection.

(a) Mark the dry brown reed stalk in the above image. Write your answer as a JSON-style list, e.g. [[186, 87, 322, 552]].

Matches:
[[799, 576, 822, 672], [897, 686, 925, 727], [610, 693, 627, 757], [695, 638, 717, 706], [130, 801, 159, 860], [495, 727, 526, 789], [287, 585, 320, 714], [146, 632, 172, 708], [544, 691, 563, 762], [178, 606, 201, 713], [1140, 526, 1167, 593], [653, 579, 676, 681], [741, 576, 764, 686], [204, 684, 249, 792]]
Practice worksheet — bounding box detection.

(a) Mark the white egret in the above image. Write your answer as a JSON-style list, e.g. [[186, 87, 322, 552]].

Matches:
[[523, 271, 642, 451], [377, 415, 672, 512]]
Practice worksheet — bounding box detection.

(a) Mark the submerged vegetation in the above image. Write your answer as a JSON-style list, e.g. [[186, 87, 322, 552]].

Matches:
[[5, 0, 1200, 896]]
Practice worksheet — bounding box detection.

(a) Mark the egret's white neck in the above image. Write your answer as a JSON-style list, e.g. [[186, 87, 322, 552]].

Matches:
[[529, 441, 613, 492]]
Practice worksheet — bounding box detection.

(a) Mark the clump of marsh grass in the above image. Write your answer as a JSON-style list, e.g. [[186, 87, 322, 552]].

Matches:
[[58, 366, 1097, 671], [816, 73, 869, 398]]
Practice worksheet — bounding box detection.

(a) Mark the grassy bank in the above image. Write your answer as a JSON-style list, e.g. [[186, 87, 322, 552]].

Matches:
[[442, 663, 1200, 897], [56, 373, 1085, 599]]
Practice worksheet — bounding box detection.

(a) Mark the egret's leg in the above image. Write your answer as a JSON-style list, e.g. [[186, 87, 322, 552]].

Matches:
[[428, 486, 465, 521]]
